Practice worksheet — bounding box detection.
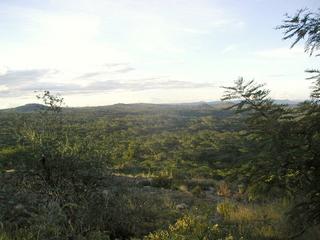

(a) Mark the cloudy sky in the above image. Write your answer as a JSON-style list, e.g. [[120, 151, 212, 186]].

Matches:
[[0, 0, 319, 108]]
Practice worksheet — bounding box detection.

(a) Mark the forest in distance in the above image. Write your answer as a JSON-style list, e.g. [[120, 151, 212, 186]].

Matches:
[[1, 5, 320, 240]]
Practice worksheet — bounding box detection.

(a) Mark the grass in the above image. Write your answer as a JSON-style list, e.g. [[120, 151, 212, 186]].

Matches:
[[145, 197, 291, 240], [217, 201, 284, 223], [215, 199, 290, 239]]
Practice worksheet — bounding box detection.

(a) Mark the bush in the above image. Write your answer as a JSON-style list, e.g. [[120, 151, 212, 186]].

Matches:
[[191, 185, 205, 197], [217, 181, 231, 197]]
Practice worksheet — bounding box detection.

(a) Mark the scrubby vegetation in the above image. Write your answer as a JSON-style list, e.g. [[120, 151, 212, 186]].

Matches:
[[1, 7, 320, 240]]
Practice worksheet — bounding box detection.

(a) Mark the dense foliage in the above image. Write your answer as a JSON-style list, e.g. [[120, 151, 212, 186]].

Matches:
[[221, 78, 320, 235], [1, 99, 251, 239]]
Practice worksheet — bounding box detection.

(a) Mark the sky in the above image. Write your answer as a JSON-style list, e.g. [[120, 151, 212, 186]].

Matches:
[[0, 0, 319, 108]]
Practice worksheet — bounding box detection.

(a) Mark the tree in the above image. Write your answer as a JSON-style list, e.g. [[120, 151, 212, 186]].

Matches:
[[277, 8, 320, 101], [278, 10, 320, 235], [20, 91, 66, 183], [277, 8, 320, 56], [221, 8, 320, 237]]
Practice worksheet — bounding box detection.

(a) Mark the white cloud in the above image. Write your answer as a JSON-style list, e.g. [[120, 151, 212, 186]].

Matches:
[[1, 0, 314, 108], [254, 47, 305, 59], [182, 28, 210, 35], [221, 44, 237, 54], [0, 64, 217, 100], [0, 6, 130, 70], [0, 85, 8, 92], [211, 19, 245, 30], [0, 66, 8, 76]]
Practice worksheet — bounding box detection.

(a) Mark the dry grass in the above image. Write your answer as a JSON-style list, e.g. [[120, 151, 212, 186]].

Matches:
[[216, 181, 231, 197], [216, 200, 289, 239]]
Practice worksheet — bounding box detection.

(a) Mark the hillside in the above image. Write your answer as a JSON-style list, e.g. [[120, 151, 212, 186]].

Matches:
[[1, 99, 300, 114], [0, 103, 46, 113]]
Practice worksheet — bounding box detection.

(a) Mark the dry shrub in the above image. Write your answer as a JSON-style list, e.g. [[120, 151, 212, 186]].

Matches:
[[217, 181, 231, 197]]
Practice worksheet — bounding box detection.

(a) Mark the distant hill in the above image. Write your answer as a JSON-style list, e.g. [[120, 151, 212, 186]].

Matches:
[[0, 100, 301, 114], [274, 99, 301, 105], [1, 102, 227, 113], [1, 103, 46, 113]]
